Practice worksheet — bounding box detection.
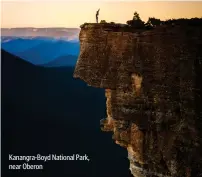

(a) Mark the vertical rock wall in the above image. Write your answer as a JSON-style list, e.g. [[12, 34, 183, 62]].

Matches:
[[74, 23, 202, 177]]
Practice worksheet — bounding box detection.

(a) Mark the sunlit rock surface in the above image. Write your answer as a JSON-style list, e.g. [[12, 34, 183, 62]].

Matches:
[[74, 22, 202, 177]]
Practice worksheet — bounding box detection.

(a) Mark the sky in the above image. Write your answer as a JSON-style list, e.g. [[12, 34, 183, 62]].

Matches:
[[1, 1, 202, 28]]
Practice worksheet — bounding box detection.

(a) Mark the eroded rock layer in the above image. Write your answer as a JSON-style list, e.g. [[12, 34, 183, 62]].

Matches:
[[74, 23, 202, 177]]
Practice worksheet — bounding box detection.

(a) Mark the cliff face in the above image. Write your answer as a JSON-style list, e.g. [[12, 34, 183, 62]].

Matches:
[[74, 23, 202, 177]]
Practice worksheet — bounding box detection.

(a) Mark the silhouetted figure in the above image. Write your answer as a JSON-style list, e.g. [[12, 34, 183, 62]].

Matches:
[[96, 9, 100, 23]]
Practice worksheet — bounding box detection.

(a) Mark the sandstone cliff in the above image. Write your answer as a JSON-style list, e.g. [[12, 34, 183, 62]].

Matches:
[[74, 22, 202, 177]]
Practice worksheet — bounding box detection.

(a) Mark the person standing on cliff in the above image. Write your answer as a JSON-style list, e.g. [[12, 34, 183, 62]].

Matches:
[[96, 9, 100, 23]]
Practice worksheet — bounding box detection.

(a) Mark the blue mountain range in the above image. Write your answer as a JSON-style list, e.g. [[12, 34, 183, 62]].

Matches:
[[1, 36, 80, 67], [42, 55, 78, 67]]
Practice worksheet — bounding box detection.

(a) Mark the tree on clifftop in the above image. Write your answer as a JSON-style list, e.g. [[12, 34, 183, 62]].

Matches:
[[133, 12, 141, 21], [126, 11, 145, 29]]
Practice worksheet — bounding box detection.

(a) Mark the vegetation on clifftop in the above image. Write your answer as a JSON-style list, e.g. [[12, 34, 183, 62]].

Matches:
[[81, 12, 202, 29], [100, 20, 107, 23], [126, 11, 202, 29], [126, 12, 146, 29]]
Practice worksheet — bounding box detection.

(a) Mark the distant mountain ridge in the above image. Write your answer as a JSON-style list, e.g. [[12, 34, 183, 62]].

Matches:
[[15, 40, 79, 64], [1, 36, 80, 66], [41, 55, 78, 67], [1, 37, 46, 53], [1, 28, 80, 41], [1, 36, 79, 42]]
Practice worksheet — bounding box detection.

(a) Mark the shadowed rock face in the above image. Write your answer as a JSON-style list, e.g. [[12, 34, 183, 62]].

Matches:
[[74, 23, 202, 177]]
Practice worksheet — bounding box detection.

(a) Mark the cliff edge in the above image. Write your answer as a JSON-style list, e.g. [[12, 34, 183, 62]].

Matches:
[[74, 22, 202, 177]]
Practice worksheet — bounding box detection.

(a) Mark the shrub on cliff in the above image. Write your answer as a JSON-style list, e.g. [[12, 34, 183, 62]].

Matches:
[[162, 18, 202, 26], [126, 11, 145, 29], [147, 17, 162, 27], [100, 20, 107, 23]]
